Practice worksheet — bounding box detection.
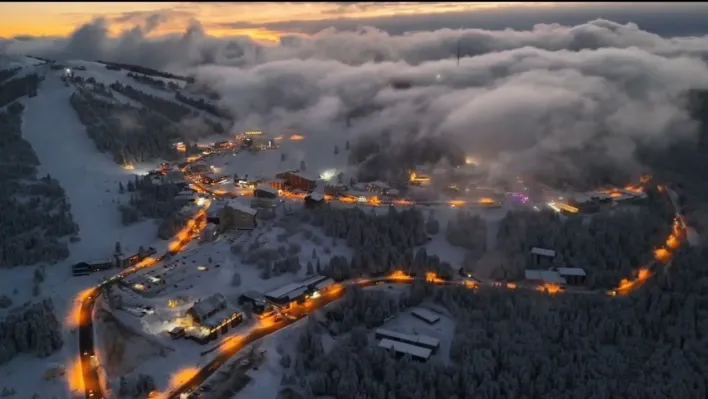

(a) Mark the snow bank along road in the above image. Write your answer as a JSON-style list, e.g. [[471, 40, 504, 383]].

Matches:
[[160, 180, 686, 398], [75, 152, 684, 399], [75, 205, 209, 399]]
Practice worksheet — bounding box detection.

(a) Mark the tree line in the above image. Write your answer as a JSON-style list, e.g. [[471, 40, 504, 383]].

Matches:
[[174, 91, 231, 120], [97, 61, 194, 83], [491, 187, 673, 288], [0, 67, 20, 84], [69, 87, 183, 164], [117, 175, 186, 225], [0, 73, 39, 107], [0, 299, 64, 366], [126, 72, 180, 92], [109, 81, 195, 123], [283, 244, 708, 399], [0, 105, 79, 267]]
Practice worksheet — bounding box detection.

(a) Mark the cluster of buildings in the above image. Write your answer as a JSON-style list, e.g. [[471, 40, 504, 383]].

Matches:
[[523, 247, 588, 288], [170, 275, 336, 344], [237, 131, 278, 151], [546, 187, 648, 215], [71, 247, 156, 276]]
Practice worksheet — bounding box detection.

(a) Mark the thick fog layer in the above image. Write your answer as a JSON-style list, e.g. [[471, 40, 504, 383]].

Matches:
[[5, 18, 708, 182]]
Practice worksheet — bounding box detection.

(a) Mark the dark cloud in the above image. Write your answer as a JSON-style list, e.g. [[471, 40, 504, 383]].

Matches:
[[3, 8, 708, 184]]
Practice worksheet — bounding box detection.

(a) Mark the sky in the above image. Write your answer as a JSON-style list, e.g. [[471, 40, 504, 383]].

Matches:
[[3, 2, 708, 42]]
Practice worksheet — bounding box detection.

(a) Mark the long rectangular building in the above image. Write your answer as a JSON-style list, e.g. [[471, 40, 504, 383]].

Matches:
[[374, 328, 440, 352], [264, 275, 334, 306], [378, 339, 431, 362]]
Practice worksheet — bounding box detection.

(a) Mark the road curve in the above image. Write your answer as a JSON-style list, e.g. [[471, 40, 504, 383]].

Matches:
[[164, 181, 685, 398], [76, 149, 681, 399]]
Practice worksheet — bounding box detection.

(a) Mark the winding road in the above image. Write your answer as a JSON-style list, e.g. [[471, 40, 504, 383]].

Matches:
[[74, 151, 684, 399]]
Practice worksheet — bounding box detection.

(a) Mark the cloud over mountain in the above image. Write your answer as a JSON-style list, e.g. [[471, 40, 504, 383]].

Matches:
[[5, 17, 708, 184]]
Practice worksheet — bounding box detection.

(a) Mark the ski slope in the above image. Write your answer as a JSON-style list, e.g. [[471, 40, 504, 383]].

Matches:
[[21, 71, 157, 261]]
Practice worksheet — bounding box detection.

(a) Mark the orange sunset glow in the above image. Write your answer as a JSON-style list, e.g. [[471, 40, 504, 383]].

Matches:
[[0, 2, 559, 40]]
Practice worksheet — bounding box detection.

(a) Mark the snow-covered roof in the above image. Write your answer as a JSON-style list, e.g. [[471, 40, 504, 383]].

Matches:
[[266, 275, 329, 301], [411, 308, 441, 324], [378, 339, 432, 359], [200, 305, 243, 329], [266, 282, 304, 300], [556, 267, 587, 277], [524, 270, 567, 284], [375, 328, 440, 349], [190, 293, 227, 321], [530, 247, 556, 258], [226, 199, 258, 215]]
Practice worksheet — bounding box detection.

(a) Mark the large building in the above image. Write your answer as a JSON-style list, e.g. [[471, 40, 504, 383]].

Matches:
[[186, 294, 244, 342], [378, 339, 431, 362], [264, 275, 335, 308], [71, 247, 156, 277], [221, 200, 258, 230], [374, 328, 440, 352], [275, 170, 318, 192], [375, 328, 440, 362]]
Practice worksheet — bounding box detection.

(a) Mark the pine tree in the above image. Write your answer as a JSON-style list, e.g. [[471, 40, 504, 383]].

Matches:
[[118, 182, 125, 194]]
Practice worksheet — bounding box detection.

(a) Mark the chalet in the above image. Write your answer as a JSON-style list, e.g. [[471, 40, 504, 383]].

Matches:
[[267, 179, 288, 191], [186, 294, 244, 341], [222, 200, 258, 230], [275, 170, 317, 192]]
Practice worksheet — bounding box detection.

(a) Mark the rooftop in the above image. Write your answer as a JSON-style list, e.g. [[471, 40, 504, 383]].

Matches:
[[226, 199, 258, 215], [265, 275, 330, 300], [410, 308, 441, 324], [200, 304, 243, 329], [556, 267, 587, 277], [530, 247, 556, 258], [378, 339, 432, 359], [375, 328, 440, 349], [190, 293, 227, 321]]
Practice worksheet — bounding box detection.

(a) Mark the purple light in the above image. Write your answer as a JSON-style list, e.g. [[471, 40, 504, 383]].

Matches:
[[510, 193, 529, 203]]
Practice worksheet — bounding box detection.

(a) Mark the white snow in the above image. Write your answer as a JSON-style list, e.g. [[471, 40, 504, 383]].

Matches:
[[22, 72, 158, 261]]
